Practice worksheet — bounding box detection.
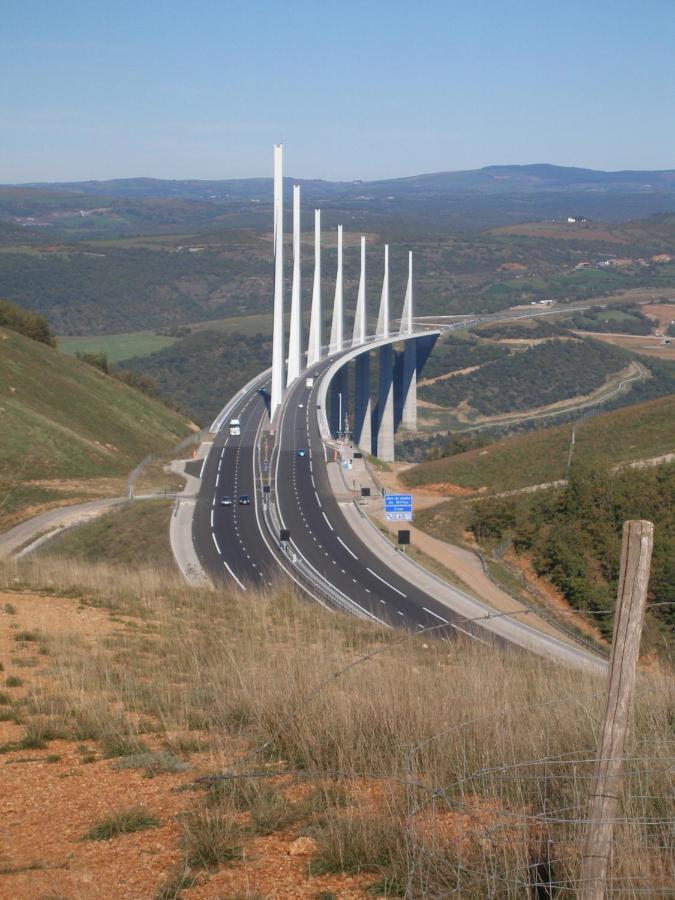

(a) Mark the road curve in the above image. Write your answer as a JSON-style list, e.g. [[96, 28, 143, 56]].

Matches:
[[191, 344, 606, 672]]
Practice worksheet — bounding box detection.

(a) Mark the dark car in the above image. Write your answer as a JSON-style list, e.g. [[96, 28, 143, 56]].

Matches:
[[220, 496, 233, 507], [238, 495, 252, 506], [297, 448, 307, 457]]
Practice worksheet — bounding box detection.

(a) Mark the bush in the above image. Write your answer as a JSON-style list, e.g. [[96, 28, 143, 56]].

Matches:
[[0, 298, 56, 346]]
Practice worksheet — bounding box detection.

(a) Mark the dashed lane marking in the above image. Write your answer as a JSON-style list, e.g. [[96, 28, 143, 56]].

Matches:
[[321, 511, 334, 531]]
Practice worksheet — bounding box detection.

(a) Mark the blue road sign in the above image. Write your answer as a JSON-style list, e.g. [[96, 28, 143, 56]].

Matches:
[[384, 493, 413, 522]]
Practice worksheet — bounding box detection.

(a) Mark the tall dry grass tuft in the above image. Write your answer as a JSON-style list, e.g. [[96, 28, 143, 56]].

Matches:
[[2, 556, 673, 896]]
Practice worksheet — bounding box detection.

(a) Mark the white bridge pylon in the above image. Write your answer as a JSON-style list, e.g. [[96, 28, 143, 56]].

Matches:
[[269, 144, 436, 459]]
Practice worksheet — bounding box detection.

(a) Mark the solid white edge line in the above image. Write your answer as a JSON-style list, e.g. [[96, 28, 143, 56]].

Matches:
[[222, 558, 247, 591], [452, 623, 489, 645], [422, 606, 449, 624], [337, 536, 358, 560], [366, 567, 407, 598]]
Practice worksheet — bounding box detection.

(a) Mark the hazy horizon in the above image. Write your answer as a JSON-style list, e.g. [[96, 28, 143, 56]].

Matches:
[[8, 160, 675, 189]]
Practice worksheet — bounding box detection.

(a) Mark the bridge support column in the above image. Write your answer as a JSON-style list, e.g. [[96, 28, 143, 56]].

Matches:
[[376, 344, 395, 462], [400, 338, 417, 431], [329, 368, 348, 438], [354, 353, 372, 453]]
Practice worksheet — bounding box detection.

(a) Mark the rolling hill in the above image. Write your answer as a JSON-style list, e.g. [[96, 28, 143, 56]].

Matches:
[[15, 163, 675, 202], [402, 394, 675, 493], [3, 164, 675, 240], [0, 327, 194, 528]]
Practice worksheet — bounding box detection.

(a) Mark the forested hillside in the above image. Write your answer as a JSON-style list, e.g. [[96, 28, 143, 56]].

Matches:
[[470, 462, 674, 649], [2, 213, 675, 335], [419, 337, 629, 415], [121, 330, 273, 425], [403, 394, 675, 492]]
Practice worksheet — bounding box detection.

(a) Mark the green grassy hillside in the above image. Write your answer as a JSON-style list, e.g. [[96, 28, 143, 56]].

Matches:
[[402, 394, 675, 493], [0, 327, 193, 526]]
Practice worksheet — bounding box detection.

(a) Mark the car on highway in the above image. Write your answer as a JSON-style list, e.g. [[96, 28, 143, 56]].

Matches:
[[238, 494, 252, 505], [220, 496, 233, 506], [296, 448, 307, 457]]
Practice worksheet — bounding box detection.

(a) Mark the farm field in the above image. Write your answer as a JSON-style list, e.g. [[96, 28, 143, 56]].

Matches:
[[58, 330, 178, 363], [573, 331, 675, 360]]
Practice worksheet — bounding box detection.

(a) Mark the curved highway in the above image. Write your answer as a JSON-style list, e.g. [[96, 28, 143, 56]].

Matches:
[[191, 343, 605, 671]]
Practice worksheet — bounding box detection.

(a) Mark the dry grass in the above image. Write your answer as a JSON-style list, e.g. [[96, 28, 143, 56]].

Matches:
[[81, 807, 160, 841], [0, 556, 672, 897]]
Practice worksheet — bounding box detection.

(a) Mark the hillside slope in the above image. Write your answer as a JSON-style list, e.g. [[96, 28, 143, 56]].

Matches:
[[0, 327, 193, 527], [402, 394, 675, 493]]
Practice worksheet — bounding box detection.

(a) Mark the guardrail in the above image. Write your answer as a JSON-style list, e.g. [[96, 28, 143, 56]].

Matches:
[[209, 366, 273, 433]]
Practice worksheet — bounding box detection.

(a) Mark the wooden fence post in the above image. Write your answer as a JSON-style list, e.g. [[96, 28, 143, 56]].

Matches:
[[579, 519, 654, 900]]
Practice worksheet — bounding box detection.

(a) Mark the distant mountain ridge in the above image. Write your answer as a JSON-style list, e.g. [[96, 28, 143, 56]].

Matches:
[[13, 163, 675, 204]]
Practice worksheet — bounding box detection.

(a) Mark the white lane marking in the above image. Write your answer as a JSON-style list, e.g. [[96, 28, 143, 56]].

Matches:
[[397, 610, 404, 617], [366, 567, 407, 598], [337, 536, 358, 560], [452, 624, 489, 645], [223, 559, 247, 592], [314, 490, 322, 507], [321, 511, 334, 531], [210, 509, 214, 528], [216, 474, 221, 488], [220, 447, 226, 460], [423, 606, 449, 624], [199, 456, 207, 479], [211, 533, 222, 555]]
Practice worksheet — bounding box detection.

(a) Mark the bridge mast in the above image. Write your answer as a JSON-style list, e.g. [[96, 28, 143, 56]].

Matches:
[[306, 209, 322, 366], [287, 184, 302, 385], [375, 244, 395, 460], [353, 236, 371, 451], [329, 225, 344, 354], [270, 143, 285, 419], [400, 251, 417, 430]]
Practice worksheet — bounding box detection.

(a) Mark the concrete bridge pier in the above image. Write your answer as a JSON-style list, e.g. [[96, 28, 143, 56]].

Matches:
[[375, 344, 395, 461], [399, 338, 417, 432], [353, 352, 372, 454], [329, 367, 348, 437]]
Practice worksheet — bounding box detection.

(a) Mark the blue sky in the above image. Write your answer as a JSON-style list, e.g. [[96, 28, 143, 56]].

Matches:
[[1, 0, 674, 182]]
